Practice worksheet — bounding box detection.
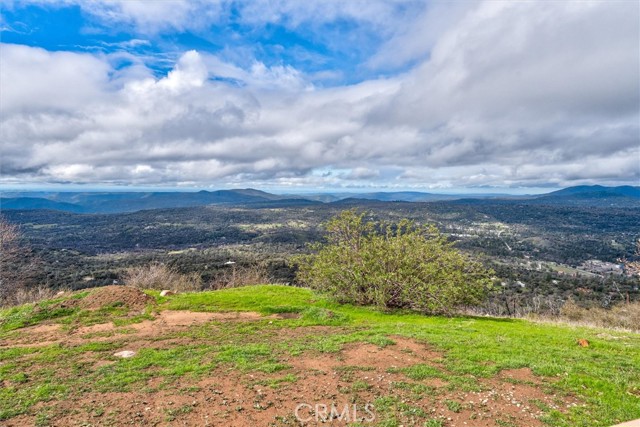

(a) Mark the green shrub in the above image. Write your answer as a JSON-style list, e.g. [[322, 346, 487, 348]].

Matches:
[[295, 209, 492, 315]]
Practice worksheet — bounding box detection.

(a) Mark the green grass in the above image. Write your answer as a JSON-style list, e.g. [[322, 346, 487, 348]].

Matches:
[[165, 285, 317, 314], [0, 290, 149, 337], [253, 373, 298, 389], [0, 284, 639, 426], [161, 285, 640, 426]]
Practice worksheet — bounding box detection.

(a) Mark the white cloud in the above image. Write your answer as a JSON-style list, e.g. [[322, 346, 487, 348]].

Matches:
[[0, 1, 638, 189], [0, 44, 112, 112]]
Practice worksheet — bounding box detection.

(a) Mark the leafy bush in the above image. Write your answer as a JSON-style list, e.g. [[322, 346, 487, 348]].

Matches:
[[296, 209, 492, 314]]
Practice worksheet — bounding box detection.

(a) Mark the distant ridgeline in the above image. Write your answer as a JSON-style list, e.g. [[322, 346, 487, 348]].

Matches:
[[0, 185, 639, 214]]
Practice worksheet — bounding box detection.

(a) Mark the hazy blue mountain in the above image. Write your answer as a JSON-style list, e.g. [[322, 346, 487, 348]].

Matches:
[[345, 192, 459, 202], [546, 185, 640, 198], [531, 185, 640, 207], [0, 197, 86, 213], [1, 185, 638, 213], [0, 189, 296, 213]]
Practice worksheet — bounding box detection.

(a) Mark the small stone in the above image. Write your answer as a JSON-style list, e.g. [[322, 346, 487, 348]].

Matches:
[[160, 290, 175, 297], [114, 350, 136, 358]]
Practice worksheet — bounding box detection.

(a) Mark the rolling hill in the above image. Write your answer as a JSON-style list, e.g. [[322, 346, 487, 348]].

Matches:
[[1, 185, 638, 213]]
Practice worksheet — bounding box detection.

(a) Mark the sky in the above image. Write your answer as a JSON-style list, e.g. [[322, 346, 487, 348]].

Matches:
[[0, 0, 638, 193]]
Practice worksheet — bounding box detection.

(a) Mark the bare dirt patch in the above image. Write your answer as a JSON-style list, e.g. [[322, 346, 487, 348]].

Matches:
[[0, 308, 306, 350], [79, 285, 153, 312], [0, 309, 278, 348], [500, 367, 539, 383], [4, 333, 579, 427]]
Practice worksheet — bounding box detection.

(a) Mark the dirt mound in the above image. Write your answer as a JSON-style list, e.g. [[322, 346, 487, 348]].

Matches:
[[80, 286, 153, 312]]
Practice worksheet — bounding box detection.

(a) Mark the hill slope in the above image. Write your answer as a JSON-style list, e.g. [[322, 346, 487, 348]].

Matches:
[[0, 189, 314, 213], [2, 185, 639, 213], [532, 185, 640, 207], [1, 285, 638, 426], [0, 197, 86, 212]]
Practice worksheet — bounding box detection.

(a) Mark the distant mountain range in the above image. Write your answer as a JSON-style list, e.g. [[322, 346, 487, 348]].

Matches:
[[1, 185, 638, 214]]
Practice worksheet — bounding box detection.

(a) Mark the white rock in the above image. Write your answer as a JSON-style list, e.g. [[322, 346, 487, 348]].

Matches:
[[160, 290, 175, 297], [114, 350, 136, 358]]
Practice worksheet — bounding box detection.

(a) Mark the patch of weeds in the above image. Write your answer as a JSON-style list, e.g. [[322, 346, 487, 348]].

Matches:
[[0, 363, 18, 382], [445, 375, 482, 392], [0, 346, 41, 362], [394, 364, 443, 381], [495, 416, 518, 427], [423, 419, 445, 427], [74, 341, 123, 353], [336, 365, 376, 373], [144, 290, 167, 304], [374, 395, 427, 425], [34, 408, 54, 427], [351, 380, 372, 392], [6, 344, 68, 366], [444, 358, 499, 377], [444, 399, 462, 413], [299, 307, 349, 326], [366, 335, 396, 347], [70, 291, 90, 300], [539, 408, 568, 426], [254, 373, 297, 389], [334, 365, 375, 382], [10, 372, 29, 384], [0, 382, 68, 420], [93, 345, 216, 392], [391, 381, 434, 397], [530, 398, 550, 412], [216, 343, 288, 373], [165, 404, 193, 422], [91, 407, 105, 418], [0, 304, 76, 333], [113, 311, 154, 326]]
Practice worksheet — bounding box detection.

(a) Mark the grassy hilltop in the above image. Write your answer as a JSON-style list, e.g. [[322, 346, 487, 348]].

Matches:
[[0, 285, 639, 426]]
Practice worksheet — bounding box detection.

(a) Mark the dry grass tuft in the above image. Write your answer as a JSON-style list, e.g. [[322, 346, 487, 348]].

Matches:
[[209, 263, 274, 290], [556, 299, 640, 332], [123, 263, 202, 292], [2, 285, 68, 307]]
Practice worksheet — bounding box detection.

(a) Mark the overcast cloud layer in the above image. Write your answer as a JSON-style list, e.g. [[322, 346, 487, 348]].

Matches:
[[1, 0, 638, 191]]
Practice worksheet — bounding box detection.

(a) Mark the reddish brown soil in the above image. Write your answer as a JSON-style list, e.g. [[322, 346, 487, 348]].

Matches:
[[79, 285, 154, 311], [3, 319, 579, 427], [0, 310, 301, 349]]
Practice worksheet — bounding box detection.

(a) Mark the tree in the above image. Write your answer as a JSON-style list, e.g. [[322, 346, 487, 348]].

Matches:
[[296, 209, 492, 315], [0, 217, 37, 304], [620, 239, 640, 278]]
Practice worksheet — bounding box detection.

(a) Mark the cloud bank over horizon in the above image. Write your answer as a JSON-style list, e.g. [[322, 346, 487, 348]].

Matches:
[[1, 0, 638, 191]]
